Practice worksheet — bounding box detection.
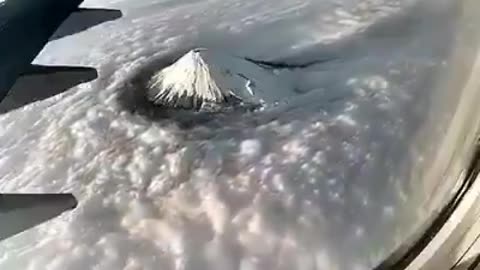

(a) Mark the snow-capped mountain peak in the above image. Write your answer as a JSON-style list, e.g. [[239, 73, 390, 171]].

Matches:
[[146, 48, 294, 110]]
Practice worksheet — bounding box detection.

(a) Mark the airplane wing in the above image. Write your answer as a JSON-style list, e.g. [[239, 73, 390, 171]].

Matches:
[[50, 8, 123, 41], [0, 3, 122, 110], [0, 65, 98, 114], [0, 193, 78, 241]]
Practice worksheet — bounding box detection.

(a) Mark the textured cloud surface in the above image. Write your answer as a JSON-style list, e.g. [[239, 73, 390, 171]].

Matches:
[[0, 0, 475, 270]]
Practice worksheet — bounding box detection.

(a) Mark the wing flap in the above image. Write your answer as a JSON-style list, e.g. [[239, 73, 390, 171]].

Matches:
[[0, 193, 77, 241], [0, 65, 98, 114], [50, 8, 122, 41]]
